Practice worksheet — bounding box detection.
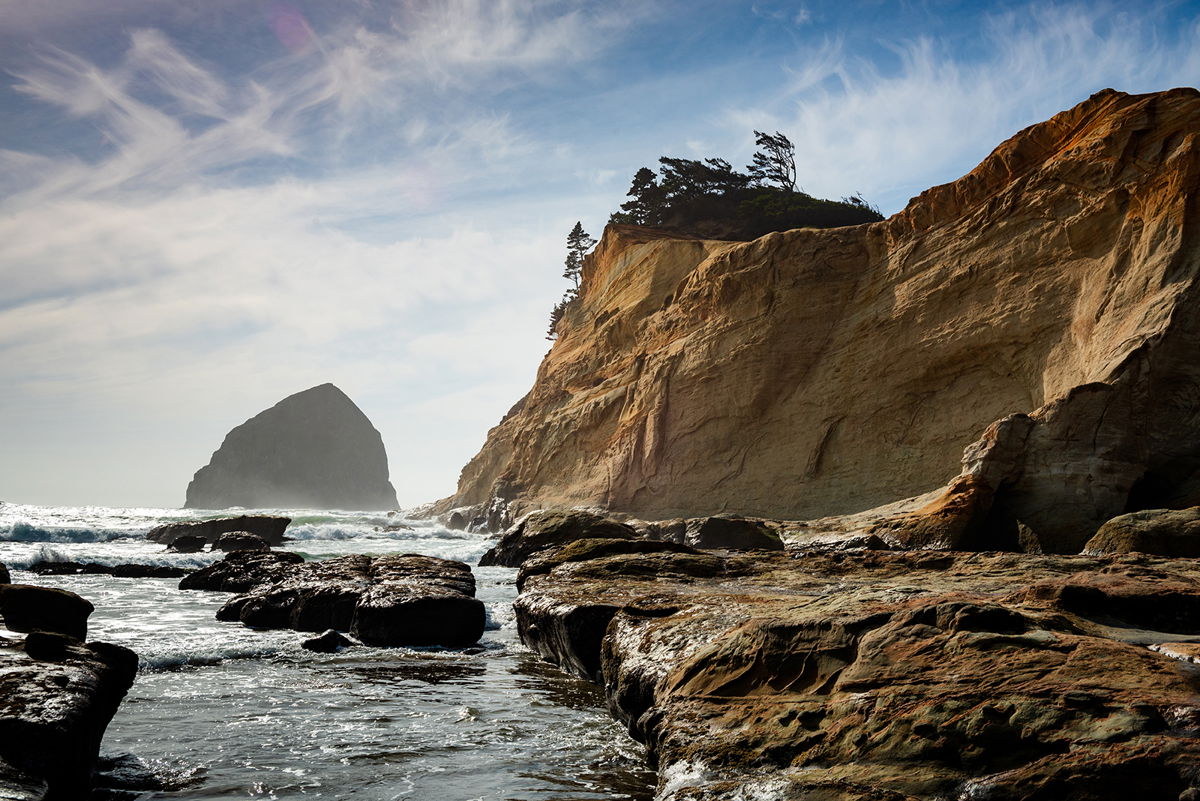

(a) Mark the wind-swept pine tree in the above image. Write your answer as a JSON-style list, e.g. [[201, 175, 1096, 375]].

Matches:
[[747, 130, 797, 192], [563, 221, 596, 290]]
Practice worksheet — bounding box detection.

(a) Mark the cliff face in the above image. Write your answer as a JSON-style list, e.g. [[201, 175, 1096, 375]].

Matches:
[[449, 88, 1200, 551], [186, 383, 399, 511]]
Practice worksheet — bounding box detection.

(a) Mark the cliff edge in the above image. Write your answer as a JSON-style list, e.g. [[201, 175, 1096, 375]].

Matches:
[[186, 383, 399, 511], [445, 88, 1200, 552]]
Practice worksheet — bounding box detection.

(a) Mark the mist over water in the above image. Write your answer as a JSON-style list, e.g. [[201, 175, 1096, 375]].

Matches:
[[0, 503, 655, 800]]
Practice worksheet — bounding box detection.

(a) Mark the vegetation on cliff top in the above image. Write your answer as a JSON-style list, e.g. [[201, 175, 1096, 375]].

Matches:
[[610, 131, 883, 240]]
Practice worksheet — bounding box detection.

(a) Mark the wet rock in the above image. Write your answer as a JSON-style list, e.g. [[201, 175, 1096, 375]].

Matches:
[[179, 550, 305, 592], [682, 516, 784, 551], [301, 629, 354, 653], [446, 512, 467, 530], [0, 615, 137, 800], [479, 510, 636, 567], [516, 548, 1200, 799], [1083, 507, 1200, 557], [166, 535, 207, 553], [0, 562, 8, 584], [28, 561, 188, 579], [212, 532, 271, 553], [147, 515, 290, 547], [200, 552, 485, 648], [0, 584, 93, 640]]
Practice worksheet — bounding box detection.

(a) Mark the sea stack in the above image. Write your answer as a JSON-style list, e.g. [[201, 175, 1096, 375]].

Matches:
[[185, 383, 399, 511]]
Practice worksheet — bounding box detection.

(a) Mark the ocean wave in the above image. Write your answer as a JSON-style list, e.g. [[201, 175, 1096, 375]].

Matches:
[[284, 523, 477, 542], [139, 643, 290, 672], [1, 520, 144, 544], [5, 544, 218, 571]]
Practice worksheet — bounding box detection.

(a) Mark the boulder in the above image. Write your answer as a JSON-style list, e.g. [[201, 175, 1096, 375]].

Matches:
[[0, 585, 93, 640], [682, 516, 784, 551], [516, 547, 1200, 799], [0, 612, 137, 800], [301, 629, 354, 653], [166, 535, 207, 553], [446, 512, 467, 530], [183, 383, 400, 511], [1083, 507, 1200, 556], [147, 515, 290, 547], [212, 532, 271, 553], [29, 561, 189, 579], [0, 562, 8, 584], [479, 510, 636, 567], [199, 552, 485, 648], [179, 550, 305, 592]]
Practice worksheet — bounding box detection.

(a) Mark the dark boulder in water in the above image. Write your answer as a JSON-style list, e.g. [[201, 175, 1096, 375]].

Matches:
[[302, 629, 354, 653], [29, 561, 189, 579], [184, 383, 399, 511], [212, 532, 270, 553], [179, 550, 305, 593], [0, 562, 8, 584], [148, 515, 290, 547], [192, 551, 485, 648], [166, 535, 207, 554], [0, 584, 93, 640]]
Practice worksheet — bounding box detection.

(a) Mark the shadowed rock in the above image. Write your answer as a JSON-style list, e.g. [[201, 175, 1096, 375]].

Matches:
[[1083, 507, 1200, 556], [187, 551, 484, 648], [184, 383, 399, 511], [302, 629, 354, 653], [29, 561, 189, 579], [0, 585, 93, 640], [479, 510, 636, 567], [212, 532, 271, 553], [148, 515, 290, 547]]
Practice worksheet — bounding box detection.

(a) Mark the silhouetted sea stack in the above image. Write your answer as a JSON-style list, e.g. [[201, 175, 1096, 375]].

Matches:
[[185, 383, 399, 511]]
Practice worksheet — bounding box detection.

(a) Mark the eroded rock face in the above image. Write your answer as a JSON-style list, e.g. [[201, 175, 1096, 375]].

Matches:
[[147, 515, 290, 547], [441, 89, 1200, 552], [187, 551, 484, 648], [185, 383, 399, 511], [516, 547, 1200, 800], [0, 592, 137, 801]]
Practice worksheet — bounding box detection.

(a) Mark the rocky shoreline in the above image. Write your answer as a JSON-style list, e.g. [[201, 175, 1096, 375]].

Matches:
[[0, 569, 138, 801], [506, 523, 1200, 800]]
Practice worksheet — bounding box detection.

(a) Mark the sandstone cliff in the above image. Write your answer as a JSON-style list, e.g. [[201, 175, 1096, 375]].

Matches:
[[186, 383, 399, 511], [447, 88, 1200, 552]]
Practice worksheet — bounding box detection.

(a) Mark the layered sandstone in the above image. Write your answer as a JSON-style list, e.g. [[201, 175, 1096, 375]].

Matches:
[[445, 88, 1200, 552], [516, 544, 1200, 800]]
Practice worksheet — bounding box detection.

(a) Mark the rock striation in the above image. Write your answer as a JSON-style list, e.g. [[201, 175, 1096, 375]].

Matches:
[[185, 383, 399, 511], [516, 544, 1200, 800], [442, 88, 1200, 551], [0, 584, 138, 801], [183, 551, 484, 648]]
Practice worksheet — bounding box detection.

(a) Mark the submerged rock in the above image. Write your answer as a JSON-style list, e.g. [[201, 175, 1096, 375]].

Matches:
[[516, 548, 1200, 799], [29, 561, 189, 579], [1083, 507, 1200, 557], [301, 629, 354, 653], [212, 532, 270, 553], [147, 515, 290, 547], [0, 591, 137, 800], [189, 552, 485, 648], [184, 383, 400, 511], [479, 510, 636, 567]]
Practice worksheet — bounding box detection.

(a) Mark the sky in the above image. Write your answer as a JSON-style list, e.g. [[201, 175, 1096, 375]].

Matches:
[[1, 0, 1199, 510]]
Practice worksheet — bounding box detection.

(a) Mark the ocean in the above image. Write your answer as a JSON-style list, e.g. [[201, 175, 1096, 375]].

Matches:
[[0, 502, 655, 800]]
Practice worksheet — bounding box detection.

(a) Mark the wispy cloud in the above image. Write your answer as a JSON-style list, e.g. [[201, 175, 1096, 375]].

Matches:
[[726, 4, 1200, 211]]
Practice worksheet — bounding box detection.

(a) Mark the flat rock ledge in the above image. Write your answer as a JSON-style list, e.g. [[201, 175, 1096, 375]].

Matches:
[[0, 577, 138, 801], [182, 551, 485, 648], [146, 515, 290, 547], [514, 542, 1200, 800]]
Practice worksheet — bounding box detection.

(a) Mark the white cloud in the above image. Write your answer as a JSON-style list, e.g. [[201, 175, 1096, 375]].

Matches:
[[726, 4, 1200, 212]]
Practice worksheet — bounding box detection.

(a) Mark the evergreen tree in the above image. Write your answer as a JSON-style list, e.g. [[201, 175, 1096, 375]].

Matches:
[[747, 130, 797, 192], [563, 221, 596, 290], [614, 167, 666, 225]]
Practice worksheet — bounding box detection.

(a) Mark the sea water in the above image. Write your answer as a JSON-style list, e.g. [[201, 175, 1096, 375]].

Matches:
[[0, 502, 655, 800]]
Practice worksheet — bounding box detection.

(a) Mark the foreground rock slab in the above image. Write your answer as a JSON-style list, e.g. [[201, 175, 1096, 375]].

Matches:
[[184, 552, 485, 648], [516, 546, 1200, 800], [146, 515, 290, 547], [0, 585, 138, 800]]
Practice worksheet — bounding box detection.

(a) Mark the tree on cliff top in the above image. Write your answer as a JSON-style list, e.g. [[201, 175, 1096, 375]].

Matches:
[[747, 130, 796, 192], [563, 221, 597, 290]]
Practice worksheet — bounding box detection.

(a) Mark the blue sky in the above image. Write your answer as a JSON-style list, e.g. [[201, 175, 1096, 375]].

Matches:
[[2, 0, 1199, 509]]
